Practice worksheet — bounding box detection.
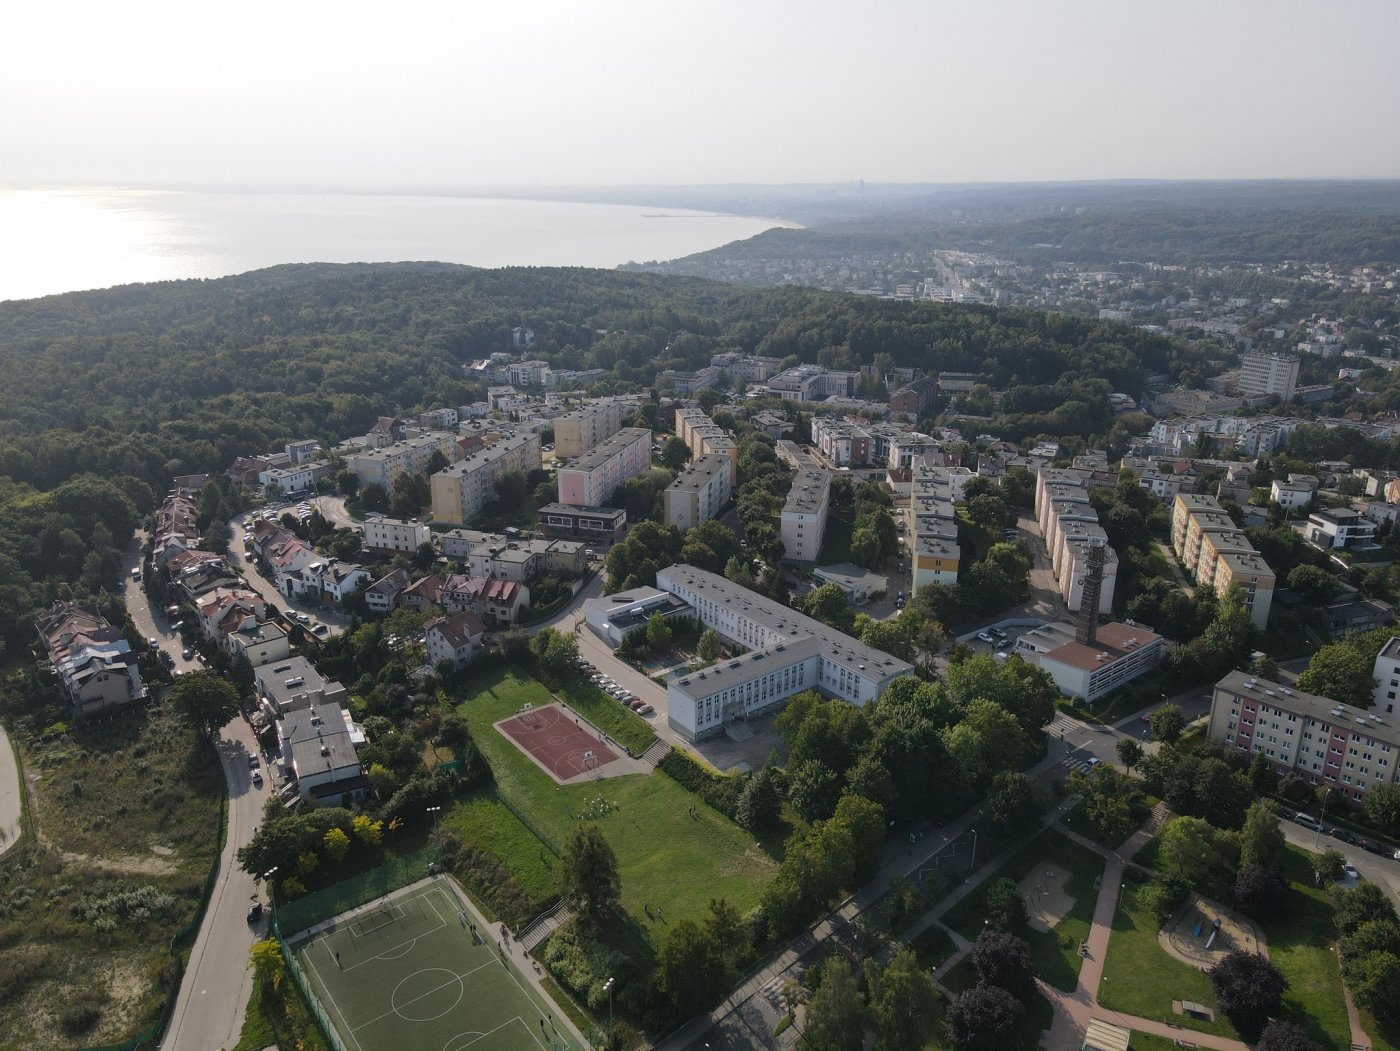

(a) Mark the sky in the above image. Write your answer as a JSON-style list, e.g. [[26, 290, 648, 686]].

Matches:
[[4, 0, 1398, 188]]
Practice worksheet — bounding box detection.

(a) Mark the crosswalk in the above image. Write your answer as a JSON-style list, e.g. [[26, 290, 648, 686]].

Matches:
[[1049, 715, 1081, 738], [1058, 756, 1100, 776]]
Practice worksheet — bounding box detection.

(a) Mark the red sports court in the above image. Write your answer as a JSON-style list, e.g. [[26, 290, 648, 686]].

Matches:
[[495, 702, 620, 783]]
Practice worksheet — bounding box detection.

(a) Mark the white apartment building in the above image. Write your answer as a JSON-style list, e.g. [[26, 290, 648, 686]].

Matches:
[[780, 466, 832, 563], [258, 460, 334, 495], [662, 454, 733, 532], [430, 432, 542, 525], [360, 515, 432, 554], [1239, 351, 1300, 402], [656, 565, 913, 740], [1306, 508, 1379, 551], [1270, 480, 1314, 511], [1372, 637, 1400, 714], [1033, 467, 1118, 614], [908, 466, 962, 591], [347, 431, 459, 490], [557, 427, 651, 507]]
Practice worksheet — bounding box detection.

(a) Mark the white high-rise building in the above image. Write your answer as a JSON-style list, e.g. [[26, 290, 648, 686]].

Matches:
[[1239, 352, 1299, 402]]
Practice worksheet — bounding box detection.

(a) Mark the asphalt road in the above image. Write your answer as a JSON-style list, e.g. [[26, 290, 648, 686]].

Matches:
[[0, 723, 22, 858], [122, 538, 269, 1051], [226, 515, 347, 638]]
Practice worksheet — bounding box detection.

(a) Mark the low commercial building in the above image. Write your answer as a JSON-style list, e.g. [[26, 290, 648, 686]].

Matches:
[[430, 431, 542, 525], [1208, 669, 1400, 809], [583, 586, 693, 646], [657, 565, 913, 740], [535, 503, 626, 545], [1036, 621, 1164, 704], [811, 564, 887, 604], [557, 427, 651, 507], [662, 454, 733, 531], [258, 460, 334, 495], [780, 466, 832, 563]]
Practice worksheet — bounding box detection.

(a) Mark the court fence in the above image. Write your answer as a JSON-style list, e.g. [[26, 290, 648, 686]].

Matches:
[[495, 788, 563, 858], [276, 925, 350, 1051], [275, 845, 435, 940]]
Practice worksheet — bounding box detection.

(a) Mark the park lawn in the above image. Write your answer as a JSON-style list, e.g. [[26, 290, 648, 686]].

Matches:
[[444, 789, 560, 901], [910, 923, 958, 971], [942, 830, 1105, 993], [1358, 1007, 1400, 1051], [554, 677, 656, 755], [1098, 880, 1237, 1039], [453, 666, 774, 940], [1127, 1032, 1181, 1051], [1260, 847, 1351, 1051]]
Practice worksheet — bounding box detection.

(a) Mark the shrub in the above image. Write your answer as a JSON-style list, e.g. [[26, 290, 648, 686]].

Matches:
[[656, 749, 742, 818]]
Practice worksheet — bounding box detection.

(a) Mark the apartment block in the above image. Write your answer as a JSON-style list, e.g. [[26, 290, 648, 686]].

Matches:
[[662, 454, 733, 532], [557, 427, 651, 507], [347, 430, 460, 490], [1209, 669, 1399, 809], [552, 397, 641, 457], [908, 465, 963, 591], [780, 466, 832, 563], [429, 431, 542, 525], [1033, 467, 1117, 614], [657, 565, 913, 740], [1239, 351, 1300, 402], [1170, 493, 1275, 629]]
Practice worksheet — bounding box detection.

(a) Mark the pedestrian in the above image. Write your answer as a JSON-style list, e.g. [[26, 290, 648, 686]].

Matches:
[[335, 951, 341, 968]]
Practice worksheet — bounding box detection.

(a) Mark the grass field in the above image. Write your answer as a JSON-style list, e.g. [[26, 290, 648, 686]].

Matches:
[[291, 877, 579, 1051], [453, 667, 774, 940], [444, 791, 560, 903], [1098, 880, 1235, 1039], [552, 678, 656, 756], [942, 830, 1105, 993], [1262, 848, 1351, 1051], [0, 705, 223, 1050]]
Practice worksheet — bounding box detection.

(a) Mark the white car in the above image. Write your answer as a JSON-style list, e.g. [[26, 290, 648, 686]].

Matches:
[[976, 631, 996, 644], [1343, 863, 1361, 881]]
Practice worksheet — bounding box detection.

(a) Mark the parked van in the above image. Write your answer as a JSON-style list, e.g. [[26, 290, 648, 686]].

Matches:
[[1292, 812, 1323, 831]]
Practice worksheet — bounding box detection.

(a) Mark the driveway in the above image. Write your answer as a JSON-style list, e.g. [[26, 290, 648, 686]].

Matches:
[[227, 516, 347, 638]]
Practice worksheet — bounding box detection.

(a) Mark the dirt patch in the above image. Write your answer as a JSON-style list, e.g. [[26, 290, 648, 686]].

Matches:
[[1018, 861, 1075, 933], [57, 846, 177, 877], [1160, 893, 1267, 968]]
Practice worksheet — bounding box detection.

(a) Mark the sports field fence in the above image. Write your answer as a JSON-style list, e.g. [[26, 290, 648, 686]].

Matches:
[[275, 925, 349, 1051], [275, 846, 435, 939]]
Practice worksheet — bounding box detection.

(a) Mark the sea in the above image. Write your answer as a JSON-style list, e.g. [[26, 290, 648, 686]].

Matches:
[[0, 185, 795, 303]]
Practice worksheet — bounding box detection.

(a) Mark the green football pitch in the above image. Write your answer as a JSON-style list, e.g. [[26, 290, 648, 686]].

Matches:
[[289, 876, 580, 1051]]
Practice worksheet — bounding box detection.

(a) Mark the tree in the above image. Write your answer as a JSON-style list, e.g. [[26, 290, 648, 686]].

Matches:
[[1287, 564, 1341, 604], [250, 938, 286, 991], [1150, 704, 1187, 744], [1364, 781, 1400, 838], [984, 877, 1027, 932], [1116, 737, 1143, 772], [168, 671, 240, 737], [1296, 643, 1376, 708], [659, 436, 691, 470], [560, 822, 620, 926], [967, 493, 1009, 530], [946, 983, 1024, 1051], [1209, 950, 1288, 1039], [697, 628, 723, 664], [1330, 882, 1398, 936], [851, 526, 883, 569], [799, 582, 856, 633], [492, 469, 529, 511], [323, 827, 350, 863], [1317, 848, 1346, 882], [867, 947, 940, 1051], [530, 628, 579, 676], [336, 470, 359, 497], [1256, 1021, 1324, 1051], [1068, 766, 1138, 845], [968, 929, 1034, 999], [787, 758, 841, 823], [1159, 816, 1239, 890], [1250, 652, 1280, 681], [656, 919, 726, 1016], [645, 612, 672, 652], [1238, 801, 1286, 873], [1233, 864, 1287, 916], [984, 771, 1044, 837], [735, 764, 783, 834], [804, 956, 867, 1051]]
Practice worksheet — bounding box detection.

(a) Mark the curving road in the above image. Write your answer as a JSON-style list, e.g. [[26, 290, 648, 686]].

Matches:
[[122, 538, 269, 1051]]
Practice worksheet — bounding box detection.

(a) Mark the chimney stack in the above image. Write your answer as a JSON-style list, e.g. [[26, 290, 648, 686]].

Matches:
[[1075, 538, 1106, 645]]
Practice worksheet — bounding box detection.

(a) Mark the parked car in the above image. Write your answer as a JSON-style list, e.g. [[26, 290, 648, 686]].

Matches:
[[247, 902, 263, 923], [1330, 827, 1359, 845], [628, 699, 645, 711], [638, 704, 654, 716], [976, 631, 995, 644], [251, 768, 263, 786], [1343, 862, 1360, 880], [989, 627, 1008, 640], [1358, 839, 1388, 856], [1086, 757, 1102, 769], [147, 637, 159, 651], [995, 639, 1012, 650], [248, 754, 260, 768], [1293, 812, 1324, 831], [1140, 709, 1156, 723], [181, 647, 193, 660], [313, 623, 329, 635]]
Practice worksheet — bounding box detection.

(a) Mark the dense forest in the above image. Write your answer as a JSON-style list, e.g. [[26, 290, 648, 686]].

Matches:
[[0, 262, 1203, 654]]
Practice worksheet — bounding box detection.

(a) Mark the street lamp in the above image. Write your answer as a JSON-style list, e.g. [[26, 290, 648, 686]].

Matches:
[[968, 829, 978, 878], [262, 867, 279, 933], [602, 977, 615, 1033], [1315, 787, 1333, 850], [426, 806, 443, 869]]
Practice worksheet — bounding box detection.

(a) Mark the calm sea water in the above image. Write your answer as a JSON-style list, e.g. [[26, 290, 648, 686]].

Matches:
[[0, 186, 794, 303]]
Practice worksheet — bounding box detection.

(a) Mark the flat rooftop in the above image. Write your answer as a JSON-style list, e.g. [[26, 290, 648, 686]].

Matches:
[[783, 467, 832, 515], [1042, 621, 1163, 673], [1216, 669, 1400, 746], [564, 427, 652, 471]]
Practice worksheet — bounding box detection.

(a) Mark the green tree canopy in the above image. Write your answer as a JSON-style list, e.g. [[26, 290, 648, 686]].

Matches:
[[167, 671, 240, 737], [560, 822, 620, 926]]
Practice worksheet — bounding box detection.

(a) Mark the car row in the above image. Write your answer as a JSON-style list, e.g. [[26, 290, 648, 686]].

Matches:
[[587, 668, 654, 716]]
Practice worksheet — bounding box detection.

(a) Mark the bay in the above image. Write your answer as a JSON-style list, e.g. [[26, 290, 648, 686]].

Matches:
[[0, 186, 794, 303]]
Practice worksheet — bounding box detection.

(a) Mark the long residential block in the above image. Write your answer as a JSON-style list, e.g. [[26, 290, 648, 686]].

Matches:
[[662, 454, 733, 532], [1170, 493, 1275, 629], [347, 430, 459, 490], [557, 427, 652, 507], [430, 431, 542, 525], [657, 565, 913, 740], [780, 465, 832, 563]]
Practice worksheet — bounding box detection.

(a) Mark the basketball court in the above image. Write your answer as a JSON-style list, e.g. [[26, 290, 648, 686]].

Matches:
[[495, 702, 621, 784], [288, 875, 581, 1051]]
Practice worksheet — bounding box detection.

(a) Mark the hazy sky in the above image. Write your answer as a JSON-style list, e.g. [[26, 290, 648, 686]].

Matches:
[[5, 0, 1398, 188]]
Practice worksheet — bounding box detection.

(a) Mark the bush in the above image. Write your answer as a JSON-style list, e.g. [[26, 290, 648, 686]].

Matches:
[[438, 832, 549, 928], [1139, 875, 1192, 927], [656, 749, 742, 819]]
